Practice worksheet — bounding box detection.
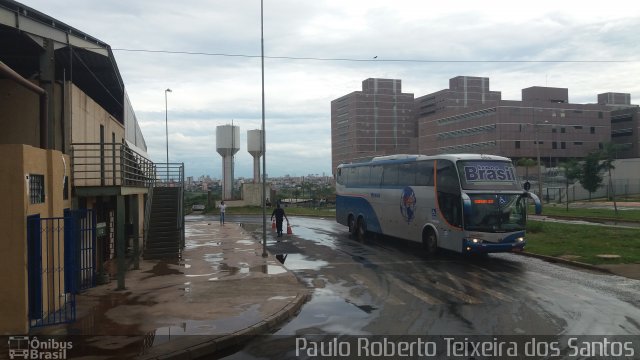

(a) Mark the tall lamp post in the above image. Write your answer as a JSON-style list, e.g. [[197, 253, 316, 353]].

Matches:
[[260, 0, 268, 258], [165, 88, 172, 182], [534, 118, 548, 199]]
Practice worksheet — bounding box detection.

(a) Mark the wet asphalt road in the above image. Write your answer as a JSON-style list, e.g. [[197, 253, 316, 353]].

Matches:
[[221, 215, 640, 359]]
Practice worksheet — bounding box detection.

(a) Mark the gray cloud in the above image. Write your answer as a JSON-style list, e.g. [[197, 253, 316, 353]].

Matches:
[[20, 0, 640, 177]]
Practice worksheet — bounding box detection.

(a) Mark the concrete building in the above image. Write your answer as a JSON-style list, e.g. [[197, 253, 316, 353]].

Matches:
[[417, 77, 630, 168], [331, 76, 635, 178], [331, 78, 416, 174], [0, 0, 183, 334], [602, 94, 640, 159]]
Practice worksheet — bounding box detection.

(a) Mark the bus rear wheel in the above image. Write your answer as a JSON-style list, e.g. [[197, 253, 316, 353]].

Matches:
[[356, 217, 367, 242], [423, 229, 438, 255], [348, 215, 356, 235]]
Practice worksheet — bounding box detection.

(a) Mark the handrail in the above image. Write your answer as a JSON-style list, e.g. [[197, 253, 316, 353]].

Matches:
[[71, 142, 156, 187]]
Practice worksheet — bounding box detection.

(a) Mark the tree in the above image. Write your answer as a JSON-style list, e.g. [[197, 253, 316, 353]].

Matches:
[[600, 142, 624, 215], [517, 158, 538, 181], [559, 159, 580, 211], [579, 152, 604, 202]]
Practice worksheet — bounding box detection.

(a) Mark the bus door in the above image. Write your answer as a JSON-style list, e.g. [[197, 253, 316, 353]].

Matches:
[[435, 160, 463, 251]]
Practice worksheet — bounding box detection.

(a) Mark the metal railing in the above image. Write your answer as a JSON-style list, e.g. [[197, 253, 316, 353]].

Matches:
[[71, 143, 156, 187]]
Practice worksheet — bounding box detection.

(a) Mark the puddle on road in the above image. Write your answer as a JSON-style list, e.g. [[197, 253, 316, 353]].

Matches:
[[149, 304, 263, 345], [276, 253, 329, 271], [185, 241, 222, 249], [236, 239, 255, 245]]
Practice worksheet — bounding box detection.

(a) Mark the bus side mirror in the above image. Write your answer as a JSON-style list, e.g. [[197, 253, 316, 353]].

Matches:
[[524, 191, 542, 215], [523, 181, 531, 191]]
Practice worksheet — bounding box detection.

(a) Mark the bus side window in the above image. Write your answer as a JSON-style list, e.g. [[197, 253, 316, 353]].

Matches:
[[356, 166, 370, 187], [398, 163, 416, 185], [337, 168, 343, 185], [370, 165, 383, 188], [382, 164, 399, 187], [416, 161, 434, 186]]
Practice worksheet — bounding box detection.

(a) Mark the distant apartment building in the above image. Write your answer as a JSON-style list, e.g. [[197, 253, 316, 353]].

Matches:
[[331, 78, 416, 174], [418, 78, 634, 167], [602, 94, 640, 159], [331, 76, 636, 175]]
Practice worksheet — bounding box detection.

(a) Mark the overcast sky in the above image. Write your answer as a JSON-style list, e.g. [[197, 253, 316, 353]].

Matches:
[[20, 0, 640, 178]]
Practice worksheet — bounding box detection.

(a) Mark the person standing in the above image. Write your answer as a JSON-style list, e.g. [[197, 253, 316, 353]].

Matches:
[[270, 203, 289, 237], [218, 200, 227, 225]]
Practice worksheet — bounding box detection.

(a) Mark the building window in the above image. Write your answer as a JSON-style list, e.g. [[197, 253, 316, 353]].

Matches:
[[590, 127, 596, 134], [598, 112, 603, 119], [574, 142, 583, 145], [552, 128, 557, 133], [574, 126, 583, 130], [561, 142, 566, 149], [515, 141, 520, 149], [552, 142, 557, 149], [561, 127, 566, 133], [29, 174, 45, 204]]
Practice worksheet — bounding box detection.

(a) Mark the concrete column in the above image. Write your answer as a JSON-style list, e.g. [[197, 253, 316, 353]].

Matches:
[[116, 195, 125, 290], [130, 195, 140, 270]]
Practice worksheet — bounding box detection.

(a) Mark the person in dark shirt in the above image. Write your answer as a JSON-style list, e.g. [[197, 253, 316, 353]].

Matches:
[[270, 203, 289, 237]]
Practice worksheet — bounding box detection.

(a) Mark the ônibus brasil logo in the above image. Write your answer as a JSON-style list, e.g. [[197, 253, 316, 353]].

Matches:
[[8, 336, 72, 359]]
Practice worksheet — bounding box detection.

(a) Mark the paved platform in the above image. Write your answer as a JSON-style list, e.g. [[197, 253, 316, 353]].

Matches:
[[32, 218, 310, 359], [26, 211, 640, 359]]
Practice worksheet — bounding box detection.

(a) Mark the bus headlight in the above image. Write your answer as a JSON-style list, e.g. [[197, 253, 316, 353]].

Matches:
[[471, 238, 480, 244], [516, 237, 525, 242]]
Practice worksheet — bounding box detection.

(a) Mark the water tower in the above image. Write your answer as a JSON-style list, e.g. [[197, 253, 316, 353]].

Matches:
[[216, 124, 240, 200], [247, 129, 263, 183]]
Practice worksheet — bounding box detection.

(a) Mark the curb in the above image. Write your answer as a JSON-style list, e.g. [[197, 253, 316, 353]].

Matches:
[[138, 291, 311, 360], [514, 251, 614, 275]]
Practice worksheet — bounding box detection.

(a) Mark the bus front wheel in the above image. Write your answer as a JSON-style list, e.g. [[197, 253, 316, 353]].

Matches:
[[423, 229, 438, 255]]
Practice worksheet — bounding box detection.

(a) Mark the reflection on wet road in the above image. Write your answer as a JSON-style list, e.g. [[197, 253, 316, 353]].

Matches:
[[225, 215, 640, 359]]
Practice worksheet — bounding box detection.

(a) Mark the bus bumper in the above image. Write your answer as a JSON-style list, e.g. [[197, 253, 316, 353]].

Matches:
[[463, 238, 526, 253]]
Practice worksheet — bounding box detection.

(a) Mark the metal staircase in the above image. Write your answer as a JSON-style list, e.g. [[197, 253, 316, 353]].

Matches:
[[143, 163, 185, 259]]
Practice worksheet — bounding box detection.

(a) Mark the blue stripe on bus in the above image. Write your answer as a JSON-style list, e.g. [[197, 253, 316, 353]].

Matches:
[[336, 194, 382, 233]]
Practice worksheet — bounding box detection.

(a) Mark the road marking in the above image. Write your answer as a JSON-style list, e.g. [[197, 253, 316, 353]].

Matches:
[[443, 272, 515, 302], [350, 273, 405, 305], [387, 275, 443, 305]]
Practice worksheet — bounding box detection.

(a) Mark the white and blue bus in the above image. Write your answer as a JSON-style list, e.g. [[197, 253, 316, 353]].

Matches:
[[336, 154, 542, 254]]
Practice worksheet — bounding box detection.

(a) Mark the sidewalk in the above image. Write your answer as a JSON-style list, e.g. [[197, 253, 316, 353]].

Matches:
[[32, 217, 310, 359]]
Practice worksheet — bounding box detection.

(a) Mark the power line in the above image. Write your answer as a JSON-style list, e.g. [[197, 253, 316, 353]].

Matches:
[[105, 47, 635, 63]]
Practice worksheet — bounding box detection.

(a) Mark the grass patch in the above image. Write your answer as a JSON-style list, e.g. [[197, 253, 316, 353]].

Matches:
[[536, 204, 640, 222], [525, 220, 640, 265]]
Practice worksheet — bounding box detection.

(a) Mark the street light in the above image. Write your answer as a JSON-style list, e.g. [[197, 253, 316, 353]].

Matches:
[[260, 0, 268, 258], [534, 118, 548, 199], [165, 88, 172, 182]]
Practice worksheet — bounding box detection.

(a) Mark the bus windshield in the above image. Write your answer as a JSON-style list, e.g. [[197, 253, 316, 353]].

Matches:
[[456, 160, 521, 191], [465, 193, 526, 232]]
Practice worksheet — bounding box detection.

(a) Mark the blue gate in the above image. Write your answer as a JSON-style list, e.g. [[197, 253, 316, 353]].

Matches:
[[27, 209, 96, 328]]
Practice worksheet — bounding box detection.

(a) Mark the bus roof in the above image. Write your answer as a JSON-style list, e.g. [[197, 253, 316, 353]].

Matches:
[[338, 153, 512, 168]]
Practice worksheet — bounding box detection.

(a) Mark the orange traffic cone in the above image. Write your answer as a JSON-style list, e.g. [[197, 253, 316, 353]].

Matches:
[[271, 219, 276, 230], [286, 222, 293, 235]]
